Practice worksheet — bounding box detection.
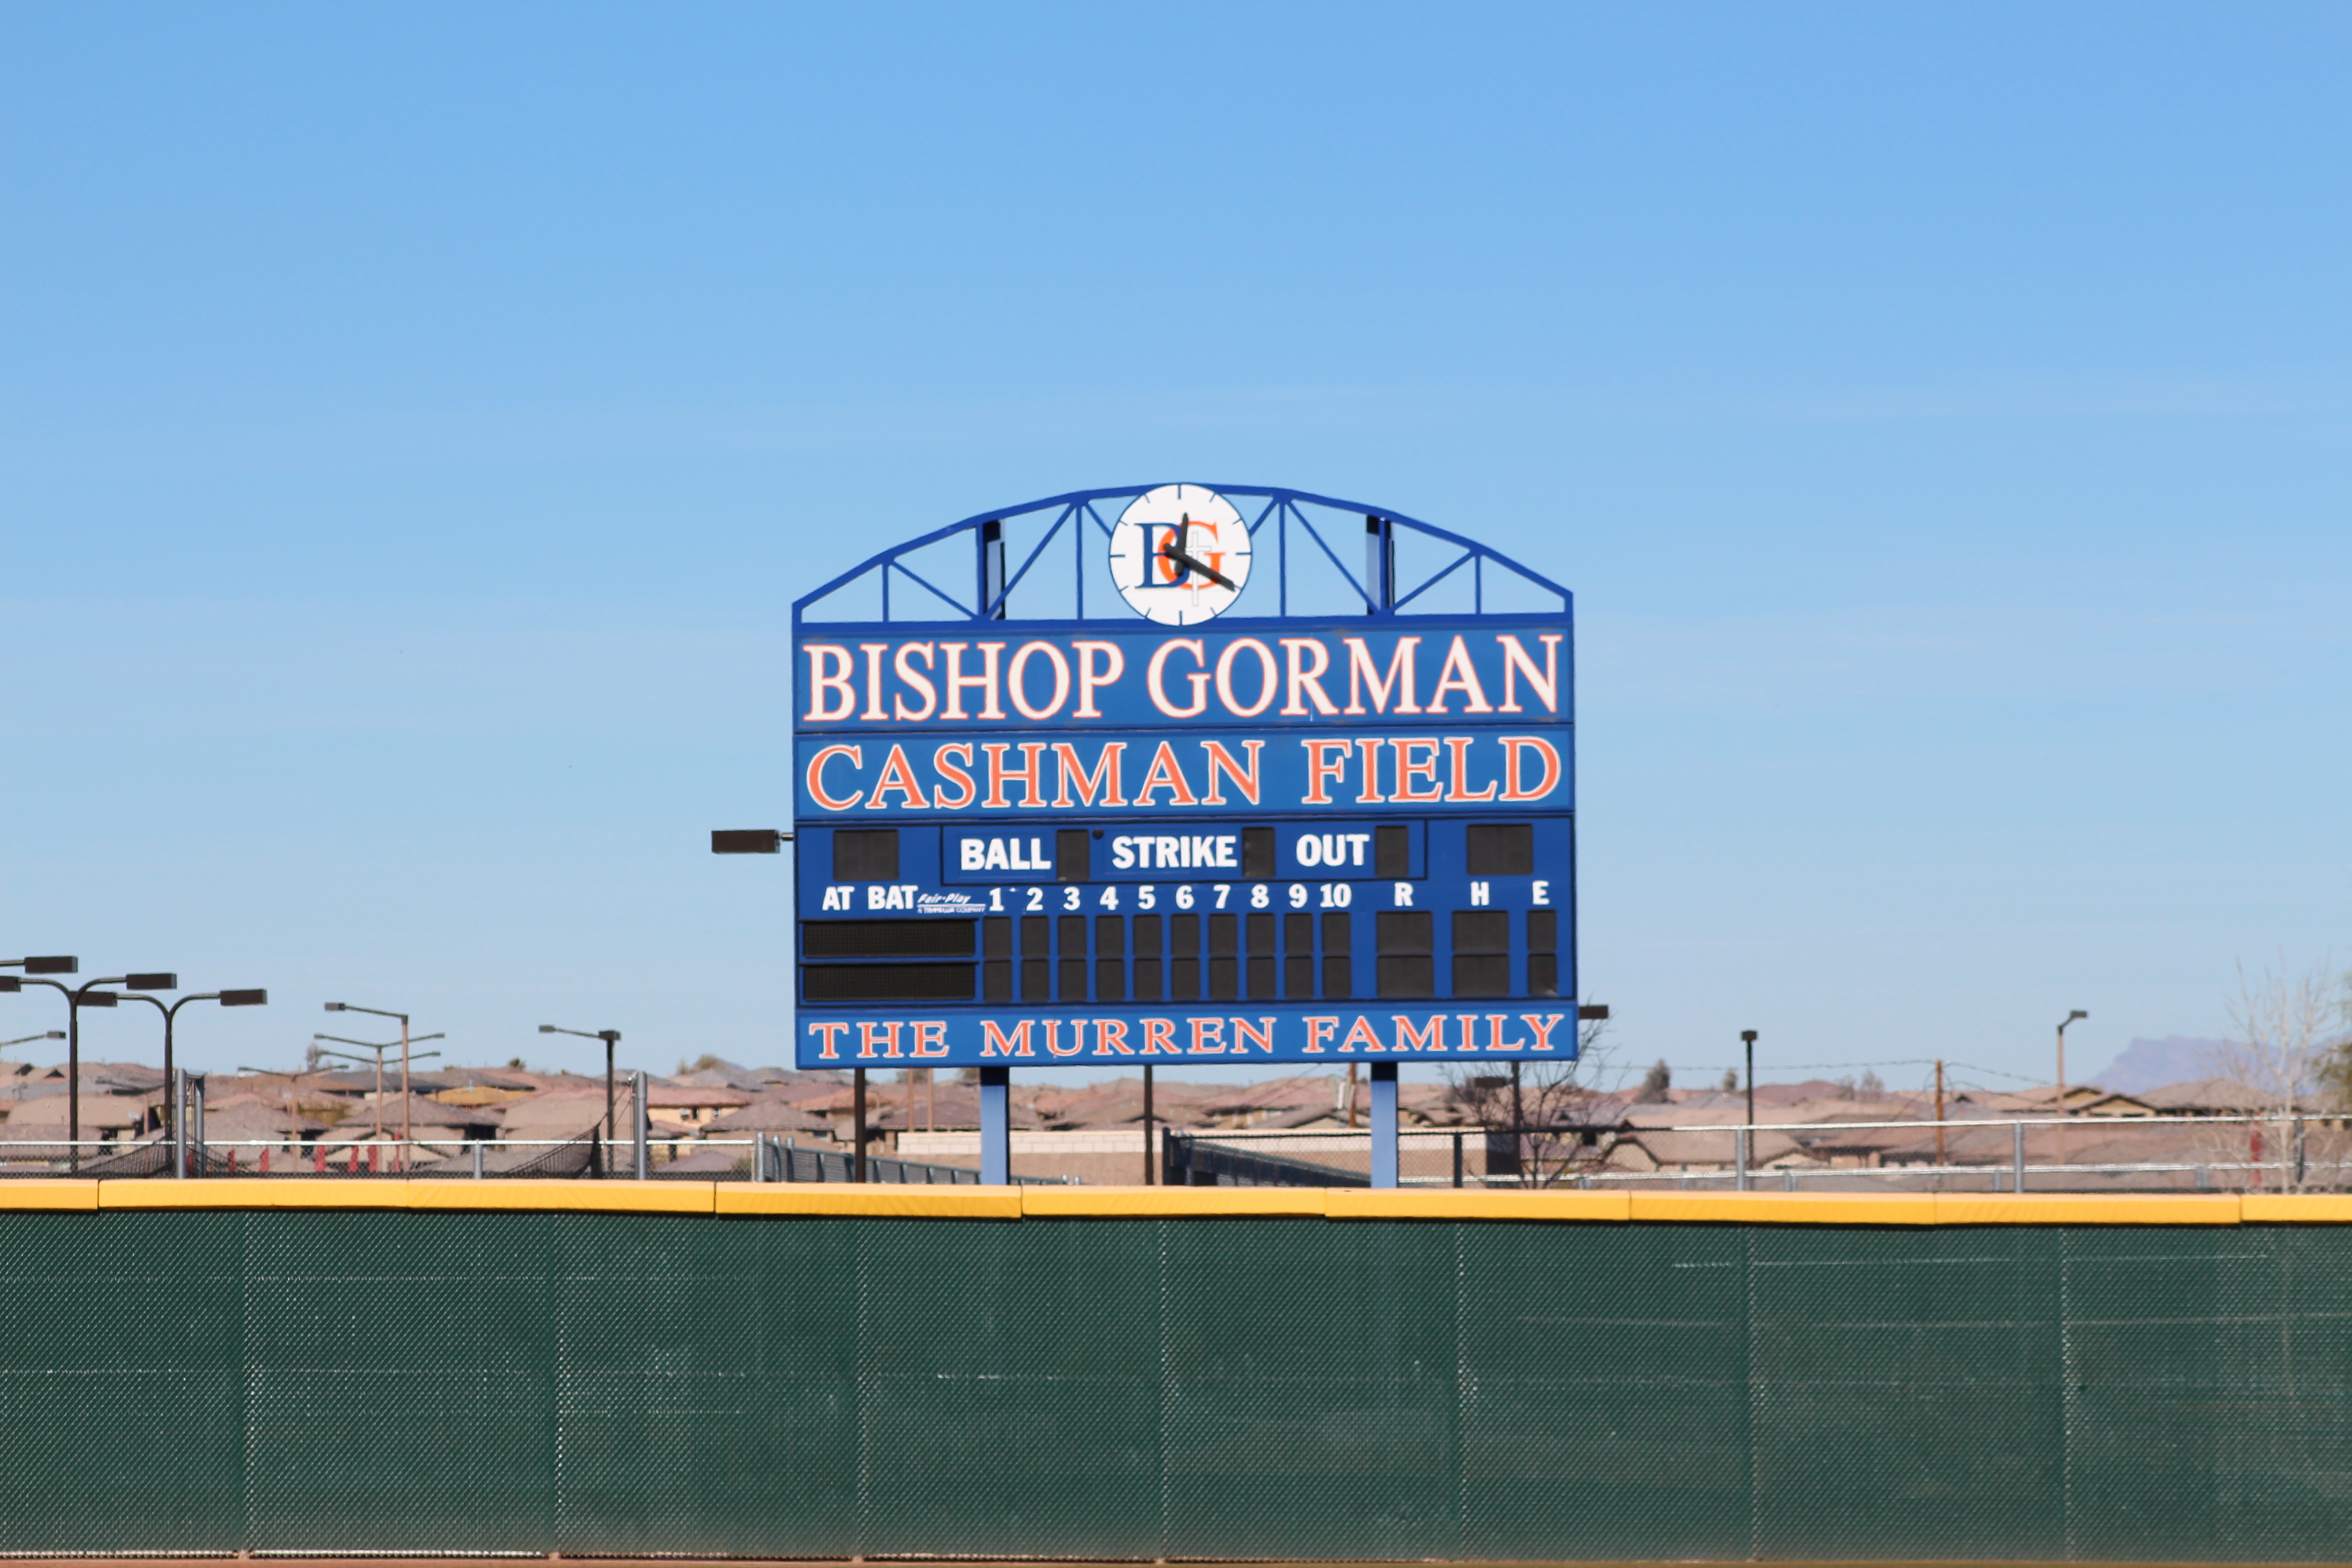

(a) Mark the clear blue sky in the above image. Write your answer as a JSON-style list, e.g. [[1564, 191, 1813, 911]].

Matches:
[[4, 3, 2345, 1096]]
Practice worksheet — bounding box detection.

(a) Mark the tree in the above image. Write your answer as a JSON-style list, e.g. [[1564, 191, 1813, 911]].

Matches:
[[1442, 1012, 1614, 1187], [1635, 1058, 1671, 1102], [1719, 1067, 1740, 1093], [2202, 954, 2350, 1192]]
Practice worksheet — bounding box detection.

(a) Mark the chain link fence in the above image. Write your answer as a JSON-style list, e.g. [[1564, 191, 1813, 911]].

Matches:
[[1161, 1112, 2352, 1192]]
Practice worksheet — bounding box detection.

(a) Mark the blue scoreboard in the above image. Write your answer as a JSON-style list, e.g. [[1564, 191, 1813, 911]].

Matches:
[[790, 485, 1575, 1073]]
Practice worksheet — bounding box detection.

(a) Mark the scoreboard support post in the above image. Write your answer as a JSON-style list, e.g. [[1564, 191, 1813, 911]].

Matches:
[[979, 1066, 1010, 1184], [1370, 1063, 1399, 1188]]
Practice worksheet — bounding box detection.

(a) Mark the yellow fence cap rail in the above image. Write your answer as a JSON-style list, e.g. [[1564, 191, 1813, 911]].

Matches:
[[0, 1180, 100, 1212], [23, 1181, 2351, 1225], [1935, 1193, 2241, 1225], [101, 1178, 412, 1210], [1629, 1192, 1940, 1225], [412, 1180, 716, 1214], [1328, 1189, 1632, 1221], [1025, 1186, 1328, 1217], [718, 1186, 1024, 1218], [2239, 1193, 2352, 1223]]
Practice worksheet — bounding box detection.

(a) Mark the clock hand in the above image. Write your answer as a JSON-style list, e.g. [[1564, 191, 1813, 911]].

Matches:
[[1166, 546, 1238, 591], [1158, 511, 1236, 590]]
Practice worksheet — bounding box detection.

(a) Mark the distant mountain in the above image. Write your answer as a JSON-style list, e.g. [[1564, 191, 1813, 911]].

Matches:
[[2087, 1036, 2230, 1095]]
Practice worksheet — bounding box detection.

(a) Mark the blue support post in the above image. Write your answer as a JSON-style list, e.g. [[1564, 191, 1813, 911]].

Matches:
[[1370, 1062, 1399, 1188], [980, 1065, 1010, 1185]]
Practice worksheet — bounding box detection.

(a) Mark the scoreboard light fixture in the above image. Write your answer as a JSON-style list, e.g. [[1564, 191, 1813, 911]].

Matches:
[[712, 829, 789, 854]]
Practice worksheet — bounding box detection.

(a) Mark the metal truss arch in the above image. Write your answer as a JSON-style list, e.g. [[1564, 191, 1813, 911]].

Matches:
[[792, 484, 1572, 629]]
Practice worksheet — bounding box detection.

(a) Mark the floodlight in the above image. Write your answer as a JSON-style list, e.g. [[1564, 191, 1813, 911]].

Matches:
[[712, 828, 787, 854]]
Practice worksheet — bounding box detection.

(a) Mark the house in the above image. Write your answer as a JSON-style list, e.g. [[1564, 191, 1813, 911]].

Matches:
[[642, 1081, 752, 1136]]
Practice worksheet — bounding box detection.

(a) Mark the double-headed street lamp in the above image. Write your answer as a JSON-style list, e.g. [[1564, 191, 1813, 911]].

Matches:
[[324, 1003, 431, 1152], [314, 1032, 445, 1151], [4, 962, 176, 1171], [540, 1024, 622, 1176], [116, 990, 268, 1137]]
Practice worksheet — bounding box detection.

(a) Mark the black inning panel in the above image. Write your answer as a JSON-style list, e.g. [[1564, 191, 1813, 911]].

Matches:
[[1323, 956, 1353, 999], [1208, 914, 1238, 956], [1377, 955, 1434, 998], [1284, 956, 1315, 998], [1528, 908, 1558, 952], [801, 920, 975, 958], [1451, 910, 1510, 954], [1284, 912, 1313, 953], [1528, 952, 1559, 997], [1246, 914, 1275, 956], [1527, 906, 1559, 998], [1377, 910, 1433, 955], [803, 963, 973, 1002], [1452, 954, 1512, 997]]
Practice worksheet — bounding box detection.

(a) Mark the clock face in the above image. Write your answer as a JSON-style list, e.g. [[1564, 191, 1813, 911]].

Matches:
[[1108, 484, 1253, 626]]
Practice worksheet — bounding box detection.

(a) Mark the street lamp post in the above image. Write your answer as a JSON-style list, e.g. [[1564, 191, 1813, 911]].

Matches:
[[0, 1031, 66, 1059], [117, 990, 268, 1142], [541, 1025, 622, 1176], [2055, 1009, 2088, 1176], [1740, 1030, 1758, 1174], [315, 1032, 444, 1156], [2055, 1009, 2089, 1104]]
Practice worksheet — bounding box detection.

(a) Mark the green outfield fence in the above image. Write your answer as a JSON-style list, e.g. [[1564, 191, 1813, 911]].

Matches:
[[5, 1191, 2352, 1560]]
